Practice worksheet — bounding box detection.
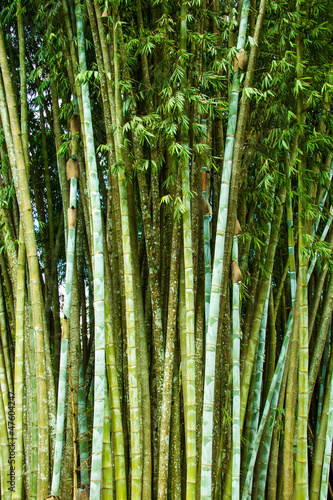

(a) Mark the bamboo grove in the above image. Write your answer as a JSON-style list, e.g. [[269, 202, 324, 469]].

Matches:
[[1, 0, 333, 498]]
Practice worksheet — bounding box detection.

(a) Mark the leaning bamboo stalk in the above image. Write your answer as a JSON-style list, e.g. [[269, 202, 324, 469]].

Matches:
[[307, 206, 333, 281], [316, 329, 331, 436], [309, 343, 333, 500], [242, 310, 293, 498], [319, 339, 333, 500], [76, 3, 106, 497], [308, 273, 333, 408], [256, 364, 282, 500], [201, 2, 250, 497], [245, 282, 270, 495], [310, 160, 333, 242], [237, 190, 286, 486]]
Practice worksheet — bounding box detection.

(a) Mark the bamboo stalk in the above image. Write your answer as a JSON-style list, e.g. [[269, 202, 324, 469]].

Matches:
[[76, 3, 106, 497], [201, 2, 250, 497]]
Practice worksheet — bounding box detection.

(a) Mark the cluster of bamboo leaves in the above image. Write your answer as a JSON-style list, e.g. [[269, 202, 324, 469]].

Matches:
[[0, 0, 333, 498]]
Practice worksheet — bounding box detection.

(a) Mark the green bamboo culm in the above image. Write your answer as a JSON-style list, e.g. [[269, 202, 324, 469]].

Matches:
[[78, 352, 90, 486], [319, 337, 333, 499], [245, 282, 270, 497], [200, 1, 250, 497], [202, 164, 211, 333], [242, 310, 293, 499], [113, 11, 142, 498], [295, 22, 308, 499], [76, 2, 105, 497], [231, 235, 241, 499], [14, 1, 28, 494], [13, 225, 25, 500], [180, 1, 196, 496], [51, 123, 80, 497]]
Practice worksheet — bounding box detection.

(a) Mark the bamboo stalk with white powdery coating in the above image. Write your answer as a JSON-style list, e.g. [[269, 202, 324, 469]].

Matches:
[[76, 2, 106, 497], [232, 228, 241, 500], [51, 113, 80, 495], [200, 2, 250, 497]]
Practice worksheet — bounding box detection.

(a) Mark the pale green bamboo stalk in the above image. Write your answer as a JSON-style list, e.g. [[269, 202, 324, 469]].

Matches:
[[245, 282, 270, 495], [51, 174, 78, 495], [12, 226, 25, 500], [78, 352, 90, 487], [24, 332, 32, 499], [0, 351, 11, 500], [256, 365, 282, 500], [307, 206, 333, 281], [76, 3, 105, 497], [310, 160, 333, 242], [102, 382, 113, 499], [0, 326, 9, 424], [310, 343, 333, 499], [14, 4, 28, 494], [316, 327, 331, 436], [202, 166, 211, 335], [286, 156, 297, 309], [201, 3, 250, 497], [113, 12, 141, 498], [179, 249, 188, 434], [27, 284, 38, 499], [105, 295, 127, 499], [257, 187, 297, 497], [319, 337, 333, 499], [180, 3, 196, 496], [295, 27, 308, 498], [0, 267, 13, 398], [242, 310, 293, 499], [51, 331, 69, 495], [232, 235, 241, 500]]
